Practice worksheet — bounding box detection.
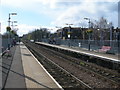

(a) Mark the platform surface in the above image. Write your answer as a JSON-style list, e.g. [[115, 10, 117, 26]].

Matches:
[[3, 45, 26, 88], [3, 42, 61, 89]]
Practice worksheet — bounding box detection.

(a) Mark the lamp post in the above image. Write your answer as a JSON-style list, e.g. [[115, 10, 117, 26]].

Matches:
[[109, 23, 113, 47], [84, 18, 91, 50], [8, 13, 17, 26], [66, 23, 73, 27], [84, 18, 90, 29], [56, 26, 62, 39], [7, 13, 17, 49], [11, 21, 17, 30], [65, 23, 73, 47], [65, 23, 73, 39]]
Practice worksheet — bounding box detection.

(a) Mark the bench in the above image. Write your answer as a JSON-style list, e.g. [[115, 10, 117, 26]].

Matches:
[[99, 46, 111, 53]]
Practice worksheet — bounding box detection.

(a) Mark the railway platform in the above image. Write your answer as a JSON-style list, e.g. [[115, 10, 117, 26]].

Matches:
[[36, 42, 119, 62], [1, 42, 62, 89], [60, 45, 119, 61], [35, 42, 120, 70]]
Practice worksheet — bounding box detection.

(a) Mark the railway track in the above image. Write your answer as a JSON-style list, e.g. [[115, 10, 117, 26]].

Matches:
[[38, 43, 120, 83], [26, 43, 92, 89], [24, 41, 120, 89]]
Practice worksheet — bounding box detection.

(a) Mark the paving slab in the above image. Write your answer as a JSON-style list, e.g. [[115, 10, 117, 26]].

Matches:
[[4, 45, 26, 88], [20, 43, 62, 89]]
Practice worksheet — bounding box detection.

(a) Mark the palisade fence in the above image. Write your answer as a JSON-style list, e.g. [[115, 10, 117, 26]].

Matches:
[[41, 39, 119, 54], [0, 34, 2, 55]]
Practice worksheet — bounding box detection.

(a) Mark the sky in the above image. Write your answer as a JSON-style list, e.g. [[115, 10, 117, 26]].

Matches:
[[0, 0, 119, 36]]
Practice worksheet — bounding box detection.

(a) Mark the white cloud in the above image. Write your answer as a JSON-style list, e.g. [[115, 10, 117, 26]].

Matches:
[[17, 24, 39, 36], [51, 1, 118, 28], [1, 0, 54, 9], [1, 23, 56, 36], [0, 24, 33, 36], [17, 24, 57, 36], [2, 0, 118, 10], [1, 0, 118, 36]]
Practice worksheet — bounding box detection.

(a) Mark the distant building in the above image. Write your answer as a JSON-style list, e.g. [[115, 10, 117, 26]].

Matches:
[[56, 27, 87, 40], [56, 26, 120, 40]]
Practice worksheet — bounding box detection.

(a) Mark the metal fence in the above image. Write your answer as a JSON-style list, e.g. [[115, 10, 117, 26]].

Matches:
[[42, 39, 119, 54], [0, 34, 2, 55]]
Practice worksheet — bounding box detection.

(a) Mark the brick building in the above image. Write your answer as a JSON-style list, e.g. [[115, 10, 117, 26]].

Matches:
[[56, 27, 87, 40]]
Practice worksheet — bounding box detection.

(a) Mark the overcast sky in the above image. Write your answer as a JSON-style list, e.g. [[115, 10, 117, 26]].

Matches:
[[0, 0, 119, 36]]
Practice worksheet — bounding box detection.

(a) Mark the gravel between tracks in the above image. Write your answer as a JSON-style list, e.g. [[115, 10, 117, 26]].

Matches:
[[25, 42, 120, 88]]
